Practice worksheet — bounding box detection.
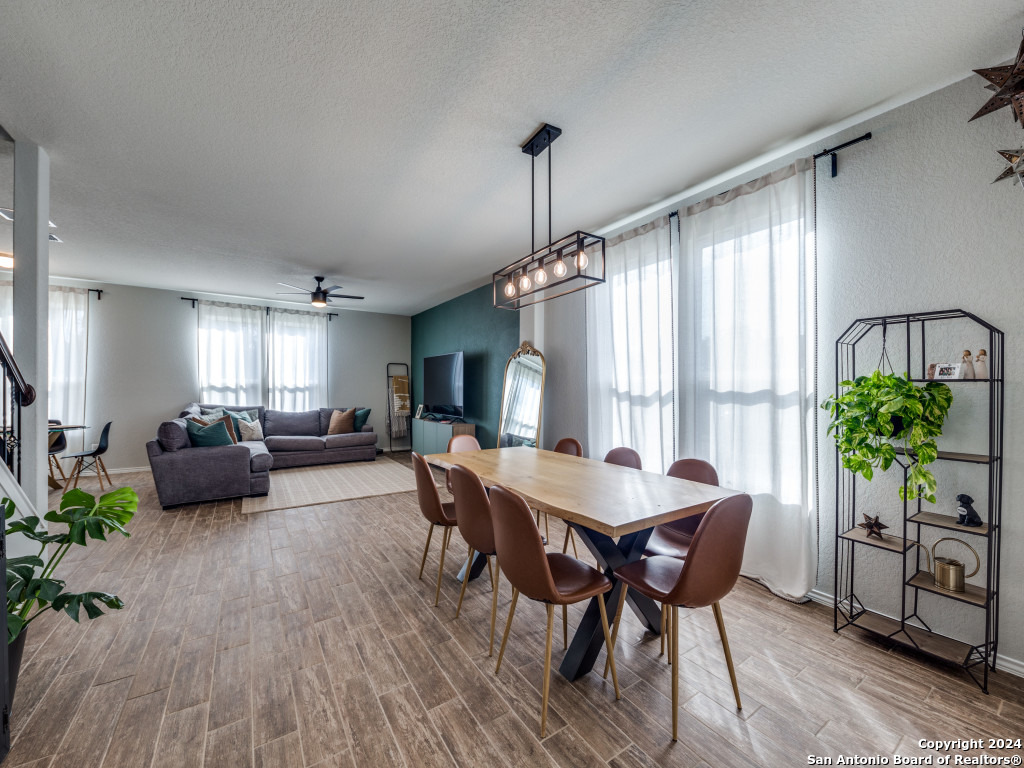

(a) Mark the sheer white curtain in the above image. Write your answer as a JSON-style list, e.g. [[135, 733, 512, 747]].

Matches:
[[267, 309, 327, 411], [48, 286, 89, 452], [0, 282, 90, 452], [679, 159, 816, 601], [586, 216, 676, 472], [197, 301, 264, 406]]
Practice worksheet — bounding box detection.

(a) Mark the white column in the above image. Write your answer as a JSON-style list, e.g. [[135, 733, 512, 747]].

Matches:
[[12, 140, 49, 514]]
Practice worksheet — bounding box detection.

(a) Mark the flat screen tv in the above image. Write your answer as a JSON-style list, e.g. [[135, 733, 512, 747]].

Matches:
[[422, 351, 464, 418]]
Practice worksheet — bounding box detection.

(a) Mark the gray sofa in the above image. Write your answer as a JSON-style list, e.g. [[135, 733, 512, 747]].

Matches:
[[146, 403, 377, 508]]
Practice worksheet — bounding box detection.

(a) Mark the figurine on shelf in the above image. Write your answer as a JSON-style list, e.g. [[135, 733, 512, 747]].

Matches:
[[960, 350, 976, 379], [975, 349, 989, 380], [956, 493, 984, 527]]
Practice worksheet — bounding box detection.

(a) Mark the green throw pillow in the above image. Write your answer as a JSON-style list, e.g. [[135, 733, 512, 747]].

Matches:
[[354, 408, 371, 431], [202, 408, 256, 441], [186, 418, 234, 447]]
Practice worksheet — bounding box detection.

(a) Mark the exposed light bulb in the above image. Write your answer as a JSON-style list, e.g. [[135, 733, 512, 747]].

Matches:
[[575, 250, 589, 269], [518, 272, 532, 291], [503, 277, 517, 298], [552, 257, 567, 278], [534, 265, 548, 285], [0, 253, 12, 270]]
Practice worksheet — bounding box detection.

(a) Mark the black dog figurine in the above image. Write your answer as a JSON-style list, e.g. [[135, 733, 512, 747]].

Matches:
[[956, 493, 983, 527]]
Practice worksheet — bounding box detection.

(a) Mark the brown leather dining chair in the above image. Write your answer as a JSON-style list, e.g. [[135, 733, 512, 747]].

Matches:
[[490, 484, 621, 737], [554, 437, 584, 557], [646, 458, 719, 657], [609, 493, 752, 741], [604, 446, 642, 470], [449, 464, 500, 656], [445, 434, 481, 493], [412, 452, 459, 606]]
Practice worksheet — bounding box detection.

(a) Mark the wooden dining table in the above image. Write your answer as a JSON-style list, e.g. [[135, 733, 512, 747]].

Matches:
[[425, 447, 740, 681]]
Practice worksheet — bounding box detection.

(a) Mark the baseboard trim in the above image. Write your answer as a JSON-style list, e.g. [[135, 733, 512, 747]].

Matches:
[[806, 587, 1023, 679]]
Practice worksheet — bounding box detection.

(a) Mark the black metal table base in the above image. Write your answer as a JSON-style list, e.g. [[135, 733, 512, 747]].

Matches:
[[559, 523, 659, 681]]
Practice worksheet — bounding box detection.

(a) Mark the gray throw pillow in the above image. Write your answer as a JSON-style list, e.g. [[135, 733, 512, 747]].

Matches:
[[238, 417, 265, 442]]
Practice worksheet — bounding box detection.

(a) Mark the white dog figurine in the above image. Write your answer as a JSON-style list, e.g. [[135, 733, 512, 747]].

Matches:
[[960, 349, 975, 379], [975, 349, 988, 380]]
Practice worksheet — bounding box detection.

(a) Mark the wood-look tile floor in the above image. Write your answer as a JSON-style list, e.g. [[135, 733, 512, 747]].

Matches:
[[10, 456, 1023, 767]]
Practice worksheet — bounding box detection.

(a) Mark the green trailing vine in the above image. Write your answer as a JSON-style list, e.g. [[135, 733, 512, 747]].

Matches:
[[5, 487, 138, 643], [821, 370, 953, 503]]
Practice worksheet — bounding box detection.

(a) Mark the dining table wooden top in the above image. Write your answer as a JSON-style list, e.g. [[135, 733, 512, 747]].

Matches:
[[425, 447, 740, 538]]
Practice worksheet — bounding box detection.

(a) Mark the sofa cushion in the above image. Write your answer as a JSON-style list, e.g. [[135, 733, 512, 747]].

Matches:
[[328, 408, 356, 435], [193, 415, 238, 444], [324, 432, 377, 449], [265, 409, 321, 437], [186, 418, 234, 447], [265, 435, 326, 452], [318, 407, 359, 435], [240, 440, 274, 472], [238, 417, 265, 442], [354, 408, 371, 431], [157, 419, 190, 452]]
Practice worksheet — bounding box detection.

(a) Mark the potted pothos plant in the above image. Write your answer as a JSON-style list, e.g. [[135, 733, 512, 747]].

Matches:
[[822, 370, 953, 503], [4, 486, 137, 709]]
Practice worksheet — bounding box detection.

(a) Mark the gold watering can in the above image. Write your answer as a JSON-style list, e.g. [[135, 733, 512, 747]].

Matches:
[[911, 538, 980, 593]]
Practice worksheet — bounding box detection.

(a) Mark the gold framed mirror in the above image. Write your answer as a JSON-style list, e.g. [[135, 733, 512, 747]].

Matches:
[[497, 341, 546, 448]]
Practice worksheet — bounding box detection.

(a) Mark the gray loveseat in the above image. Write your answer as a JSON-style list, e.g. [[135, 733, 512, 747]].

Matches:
[[146, 403, 377, 508]]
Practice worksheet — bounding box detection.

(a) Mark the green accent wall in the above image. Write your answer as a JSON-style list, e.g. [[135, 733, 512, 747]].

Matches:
[[411, 284, 519, 449]]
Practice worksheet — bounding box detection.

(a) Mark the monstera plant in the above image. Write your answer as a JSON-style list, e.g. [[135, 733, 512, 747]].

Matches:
[[4, 486, 137, 707], [822, 370, 953, 503]]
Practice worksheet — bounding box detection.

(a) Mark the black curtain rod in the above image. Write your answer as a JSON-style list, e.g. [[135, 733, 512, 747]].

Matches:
[[179, 296, 338, 319], [813, 132, 872, 177], [88, 288, 103, 300]]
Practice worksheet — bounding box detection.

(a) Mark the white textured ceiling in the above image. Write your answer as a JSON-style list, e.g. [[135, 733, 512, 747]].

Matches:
[[0, 1, 1021, 314]]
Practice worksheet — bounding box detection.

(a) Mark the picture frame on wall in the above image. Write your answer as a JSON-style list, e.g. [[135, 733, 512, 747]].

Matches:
[[934, 363, 963, 380]]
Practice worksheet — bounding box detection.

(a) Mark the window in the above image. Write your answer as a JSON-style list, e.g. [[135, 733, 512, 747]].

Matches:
[[197, 301, 328, 409]]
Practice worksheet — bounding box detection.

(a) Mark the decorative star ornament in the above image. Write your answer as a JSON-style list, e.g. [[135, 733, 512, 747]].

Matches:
[[857, 513, 889, 541], [992, 147, 1024, 184], [970, 33, 1024, 127]]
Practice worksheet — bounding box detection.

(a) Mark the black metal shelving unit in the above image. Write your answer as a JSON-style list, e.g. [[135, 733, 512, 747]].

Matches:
[[833, 309, 1003, 692]]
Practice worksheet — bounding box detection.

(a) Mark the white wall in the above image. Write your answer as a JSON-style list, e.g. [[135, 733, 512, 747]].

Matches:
[[525, 74, 1024, 665], [59, 280, 411, 469]]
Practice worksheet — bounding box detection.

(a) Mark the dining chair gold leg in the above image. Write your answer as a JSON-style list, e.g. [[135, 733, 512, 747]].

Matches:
[[455, 545, 475, 618], [659, 603, 666, 657], [671, 605, 679, 741], [712, 601, 742, 710], [667, 603, 673, 665], [495, 588, 519, 674], [541, 603, 554, 738], [597, 593, 620, 700], [489, 560, 501, 657], [604, 585, 628, 679], [434, 527, 451, 607], [418, 523, 435, 580], [562, 604, 568, 650], [54, 456, 67, 481], [544, 512, 550, 543], [96, 460, 106, 491]]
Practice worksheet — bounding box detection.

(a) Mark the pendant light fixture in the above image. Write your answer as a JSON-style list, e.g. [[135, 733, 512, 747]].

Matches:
[[493, 124, 605, 310]]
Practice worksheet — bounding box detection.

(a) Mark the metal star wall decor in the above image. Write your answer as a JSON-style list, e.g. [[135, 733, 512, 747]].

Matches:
[[857, 513, 889, 541], [970, 32, 1024, 128], [992, 147, 1024, 184]]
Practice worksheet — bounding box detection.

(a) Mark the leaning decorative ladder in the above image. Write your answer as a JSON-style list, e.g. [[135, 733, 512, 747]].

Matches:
[[833, 309, 1004, 693]]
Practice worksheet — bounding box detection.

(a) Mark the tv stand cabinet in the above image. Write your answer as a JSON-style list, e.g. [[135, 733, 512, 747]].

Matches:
[[411, 419, 475, 455]]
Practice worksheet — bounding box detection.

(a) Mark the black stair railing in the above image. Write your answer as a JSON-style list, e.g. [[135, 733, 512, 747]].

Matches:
[[0, 331, 36, 482]]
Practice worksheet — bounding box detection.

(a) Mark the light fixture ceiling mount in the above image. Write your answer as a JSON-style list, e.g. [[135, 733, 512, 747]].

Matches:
[[493, 124, 605, 310]]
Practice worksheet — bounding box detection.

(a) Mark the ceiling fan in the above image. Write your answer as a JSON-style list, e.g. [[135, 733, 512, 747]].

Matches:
[[276, 276, 364, 308]]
